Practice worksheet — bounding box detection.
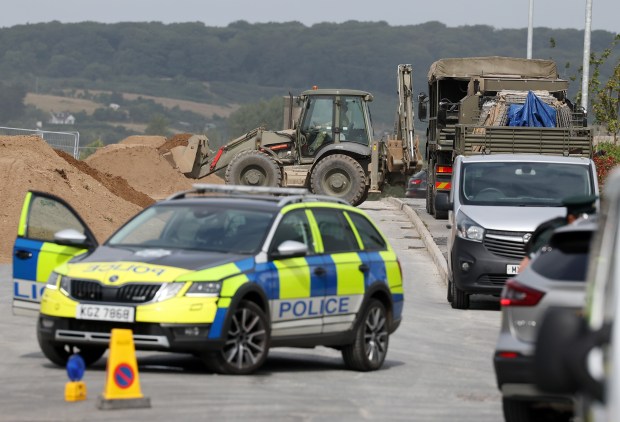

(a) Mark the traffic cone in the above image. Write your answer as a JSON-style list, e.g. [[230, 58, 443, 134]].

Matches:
[[96, 328, 151, 410]]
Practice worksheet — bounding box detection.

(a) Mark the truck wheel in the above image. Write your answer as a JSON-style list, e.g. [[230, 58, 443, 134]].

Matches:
[[224, 150, 282, 187], [203, 300, 270, 375], [37, 331, 106, 367], [310, 154, 366, 205], [342, 299, 389, 371]]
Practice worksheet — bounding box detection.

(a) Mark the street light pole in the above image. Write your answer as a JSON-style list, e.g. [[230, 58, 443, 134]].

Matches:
[[527, 0, 534, 59], [581, 0, 593, 113]]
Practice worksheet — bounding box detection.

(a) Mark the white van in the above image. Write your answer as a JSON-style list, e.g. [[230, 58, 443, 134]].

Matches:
[[439, 153, 599, 309]]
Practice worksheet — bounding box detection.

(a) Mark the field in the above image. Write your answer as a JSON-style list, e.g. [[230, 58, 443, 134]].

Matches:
[[25, 92, 238, 119]]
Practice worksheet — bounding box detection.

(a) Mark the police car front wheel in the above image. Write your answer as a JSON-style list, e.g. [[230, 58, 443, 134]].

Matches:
[[342, 299, 389, 371], [203, 300, 270, 375]]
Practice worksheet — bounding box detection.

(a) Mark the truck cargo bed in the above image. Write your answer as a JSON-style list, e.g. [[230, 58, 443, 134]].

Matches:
[[454, 125, 592, 158]]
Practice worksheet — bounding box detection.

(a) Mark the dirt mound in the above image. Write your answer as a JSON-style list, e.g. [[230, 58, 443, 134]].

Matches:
[[0, 136, 143, 262], [119, 135, 167, 148], [158, 133, 192, 154], [85, 143, 196, 199], [86, 138, 224, 199], [54, 150, 155, 208]]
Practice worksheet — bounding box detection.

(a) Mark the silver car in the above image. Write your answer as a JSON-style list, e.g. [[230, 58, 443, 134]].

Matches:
[[493, 215, 598, 421]]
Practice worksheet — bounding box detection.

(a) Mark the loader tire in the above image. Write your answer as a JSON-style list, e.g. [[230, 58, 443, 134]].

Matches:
[[225, 150, 282, 187], [310, 154, 366, 206]]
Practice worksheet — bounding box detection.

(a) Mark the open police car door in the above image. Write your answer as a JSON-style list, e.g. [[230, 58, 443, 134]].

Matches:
[[13, 191, 97, 315]]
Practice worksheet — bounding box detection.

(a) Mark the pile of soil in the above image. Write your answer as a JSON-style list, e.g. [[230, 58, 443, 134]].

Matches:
[[158, 133, 192, 154], [0, 133, 226, 263], [119, 135, 168, 148], [0, 136, 143, 262], [85, 137, 223, 200]]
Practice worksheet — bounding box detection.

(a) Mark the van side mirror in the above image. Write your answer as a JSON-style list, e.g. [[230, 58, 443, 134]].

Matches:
[[417, 93, 428, 121], [435, 192, 452, 212]]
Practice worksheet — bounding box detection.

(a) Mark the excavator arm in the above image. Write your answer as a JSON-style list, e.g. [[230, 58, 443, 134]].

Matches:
[[168, 128, 264, 179], [394, 64, 423, 172]]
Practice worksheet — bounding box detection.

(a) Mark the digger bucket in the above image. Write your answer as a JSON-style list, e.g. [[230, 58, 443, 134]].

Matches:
[[166, 134, 211, 178]]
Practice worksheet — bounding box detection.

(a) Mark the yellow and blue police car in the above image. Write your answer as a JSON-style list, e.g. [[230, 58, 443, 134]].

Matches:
[[13, 184, 404, 375]]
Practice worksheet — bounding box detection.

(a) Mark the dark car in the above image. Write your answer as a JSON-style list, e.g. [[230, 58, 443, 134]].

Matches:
[[405, 169, 427, 198]]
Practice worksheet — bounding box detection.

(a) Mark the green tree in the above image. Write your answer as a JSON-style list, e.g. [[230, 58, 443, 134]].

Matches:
[[145, 114, 170, 136], [0, 82, 27, 121], [79, 138, 105, 160], [227, 96, 283, 138], [589, 34, 620, 143]]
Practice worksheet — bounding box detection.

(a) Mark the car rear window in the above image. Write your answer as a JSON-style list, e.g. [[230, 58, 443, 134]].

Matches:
[[312, 208, 359, 253], [530, 248, 589, 281], [347, 212, 387, 251]]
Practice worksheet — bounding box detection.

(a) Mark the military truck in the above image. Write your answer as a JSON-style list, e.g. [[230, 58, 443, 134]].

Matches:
[[417, 56, 593, 219], [166, 66, 421, 206]]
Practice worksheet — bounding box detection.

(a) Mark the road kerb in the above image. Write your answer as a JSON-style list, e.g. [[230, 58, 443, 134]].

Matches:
[[385, 198, 448, 285]]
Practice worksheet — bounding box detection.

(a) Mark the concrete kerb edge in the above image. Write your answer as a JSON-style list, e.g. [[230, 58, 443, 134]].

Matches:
[[384, 197, 448, 285]]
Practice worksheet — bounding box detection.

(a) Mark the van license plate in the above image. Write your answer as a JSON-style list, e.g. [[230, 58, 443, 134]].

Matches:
[[506, 264, 520, 275], [76, 304, 135, 322]]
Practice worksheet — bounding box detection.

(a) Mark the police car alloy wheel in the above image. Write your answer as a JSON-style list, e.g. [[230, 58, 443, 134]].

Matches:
[[342, 299, 389, 371], [204, 300, 270, 375]]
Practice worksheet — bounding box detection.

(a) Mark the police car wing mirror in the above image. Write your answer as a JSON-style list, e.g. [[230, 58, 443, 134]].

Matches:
[[271, 240, 308, 259], [54, 229, 93, 248]]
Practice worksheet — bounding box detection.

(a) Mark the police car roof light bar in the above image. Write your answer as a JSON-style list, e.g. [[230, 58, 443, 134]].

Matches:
[[167, 184, 350, 206], [166, 184, 310, 200], [277, 195, 349, 207]]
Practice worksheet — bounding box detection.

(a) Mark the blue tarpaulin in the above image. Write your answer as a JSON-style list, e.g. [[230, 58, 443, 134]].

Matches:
[[507, 91, 557, 127]]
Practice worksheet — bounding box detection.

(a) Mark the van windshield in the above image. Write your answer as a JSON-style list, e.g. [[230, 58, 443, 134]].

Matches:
[[460, 162, 593, 206]]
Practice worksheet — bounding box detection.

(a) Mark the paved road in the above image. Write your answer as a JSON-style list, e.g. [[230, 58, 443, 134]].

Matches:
[[0, 199, 502, 421]]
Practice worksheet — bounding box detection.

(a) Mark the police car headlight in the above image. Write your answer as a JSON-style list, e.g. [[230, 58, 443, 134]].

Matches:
[[456, 211, 484, 242], [59, 276, 71, 296], [153, 283, 185, 302], [46, 272, 60, 289], [185, 281, 222, 297]]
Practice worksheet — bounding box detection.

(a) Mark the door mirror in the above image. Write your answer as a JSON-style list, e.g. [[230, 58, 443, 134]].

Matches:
[[417, 93, 428, 121], [54, 229, 93, 248], [271, 240, 308, 259]]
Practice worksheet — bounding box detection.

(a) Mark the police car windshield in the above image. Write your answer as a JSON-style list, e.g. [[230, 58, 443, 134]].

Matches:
[[460, 162, 593, 206], [106, 204, 276, 254]]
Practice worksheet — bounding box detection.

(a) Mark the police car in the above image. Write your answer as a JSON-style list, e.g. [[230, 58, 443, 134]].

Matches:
[[13, 184, 404, 375]]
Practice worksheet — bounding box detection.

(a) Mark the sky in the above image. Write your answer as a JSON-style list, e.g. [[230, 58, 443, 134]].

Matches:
[[1, 0, 618, 32]]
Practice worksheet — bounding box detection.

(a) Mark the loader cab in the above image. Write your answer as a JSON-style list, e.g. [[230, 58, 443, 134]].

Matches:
[[297, 89, 373, 162]]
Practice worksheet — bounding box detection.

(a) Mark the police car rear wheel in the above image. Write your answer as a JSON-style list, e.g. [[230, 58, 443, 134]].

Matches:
[[38, 336, 106, 367], [342, 299, 389, 371], [204, 300, 270, 375]]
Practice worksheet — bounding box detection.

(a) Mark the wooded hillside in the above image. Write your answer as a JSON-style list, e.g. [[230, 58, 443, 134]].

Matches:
[[0, 21, 617, 143]]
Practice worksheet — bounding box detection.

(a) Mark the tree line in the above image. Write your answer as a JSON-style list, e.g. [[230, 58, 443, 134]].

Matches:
[[0, 20, 617, 142]]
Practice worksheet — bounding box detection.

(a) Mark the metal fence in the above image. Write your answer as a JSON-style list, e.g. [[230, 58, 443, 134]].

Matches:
[[0, 126, 80, 158]]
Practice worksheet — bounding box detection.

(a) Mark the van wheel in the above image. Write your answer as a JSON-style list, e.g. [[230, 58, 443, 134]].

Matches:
[[447, 279, 453, 303], [502, 398, 534, 422], [37, 331, 106, 367], [203, 300, 270, 375], [451, 280, 470, 310], [342, 299, 389, 371]]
